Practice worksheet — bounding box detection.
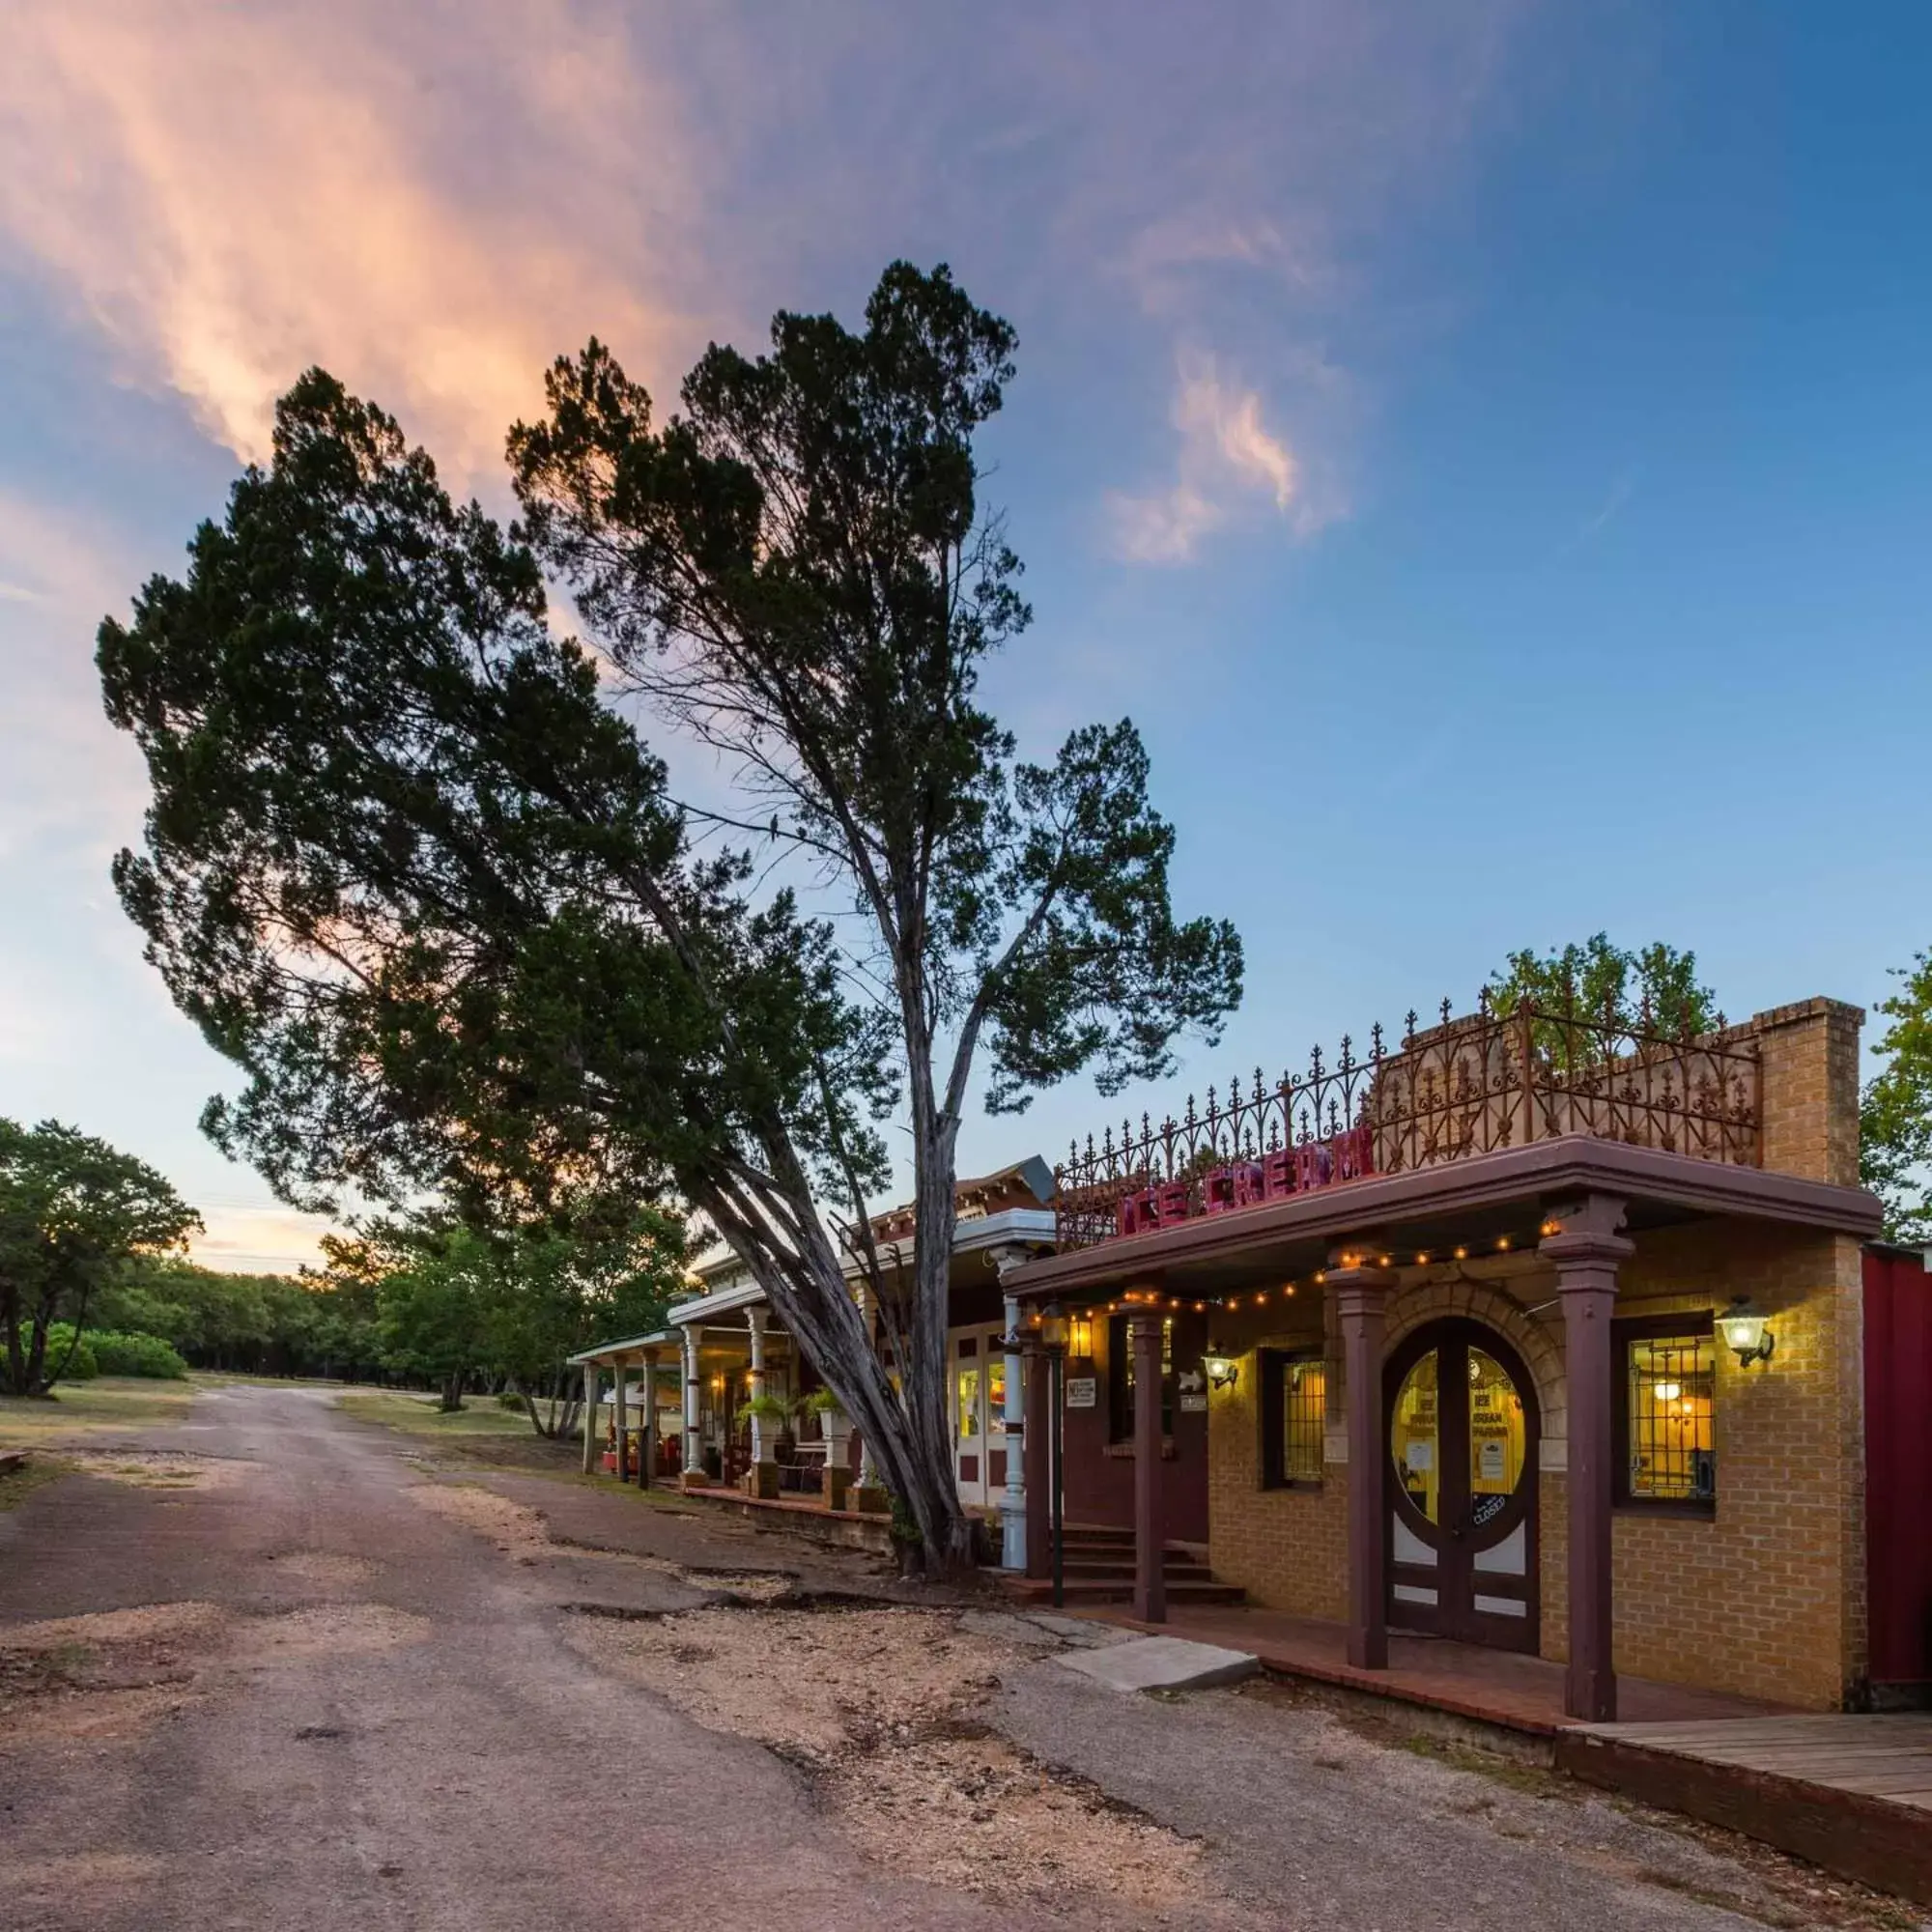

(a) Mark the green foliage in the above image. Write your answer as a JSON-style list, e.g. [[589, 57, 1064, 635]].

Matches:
[[798, 1387, 842, 1417], [84, 1330, 188, 1378], [0, 1119, 200, 1396], [26, 1324, 99, 1381], [497, 1389, 526, 1410], [735, 1391, 792, 1426], [100, 264, 1238, 1570], [1862, 948, 1932, 1242], [1489, 934, 1718, 1038]]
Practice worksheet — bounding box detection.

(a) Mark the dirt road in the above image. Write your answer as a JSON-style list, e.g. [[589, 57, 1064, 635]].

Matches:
[[1, 1385, 1918, 1932]]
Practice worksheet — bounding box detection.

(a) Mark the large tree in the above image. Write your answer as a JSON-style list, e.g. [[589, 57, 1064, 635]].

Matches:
[[1861, 947, 1932, 1241], [0, 1119, 201, 1396], [507, 264, 1240, 1560], [99, 265, 1239, 1570]]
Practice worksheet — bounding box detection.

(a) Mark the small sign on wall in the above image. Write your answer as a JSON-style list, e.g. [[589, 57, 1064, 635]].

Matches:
[[1065, 1376, 1098, 1409], [1179, 1391, 1208, 1413]]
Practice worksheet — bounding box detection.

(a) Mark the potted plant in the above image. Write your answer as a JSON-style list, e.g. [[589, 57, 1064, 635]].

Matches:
[[798, 1388, 853, 1506], [735, 1392, 791, 1497]]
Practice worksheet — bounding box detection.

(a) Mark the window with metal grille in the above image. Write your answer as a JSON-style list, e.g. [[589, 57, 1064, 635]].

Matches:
[[1613, 1314, 1716, 1511], [1259, 1348, 1325, 1488]]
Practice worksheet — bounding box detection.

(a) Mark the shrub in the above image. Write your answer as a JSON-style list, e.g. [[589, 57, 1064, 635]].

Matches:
[[88, 1330, 189, 1378], [25, 1324, 99, 1381], [497, 1389, 526, 1410]]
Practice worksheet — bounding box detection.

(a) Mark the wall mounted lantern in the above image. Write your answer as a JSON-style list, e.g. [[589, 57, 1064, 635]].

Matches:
[[1718, 1296, 1776, 1368], [1039, 1303, 1068, 1354], [1065, 1310, 1094, 1360], [1203, 1352, 1239, 1392]]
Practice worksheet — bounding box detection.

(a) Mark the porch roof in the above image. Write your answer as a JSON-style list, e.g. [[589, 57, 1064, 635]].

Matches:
[[1006, 1133, 1881, 1301], [566, 1329, 675, 1366]]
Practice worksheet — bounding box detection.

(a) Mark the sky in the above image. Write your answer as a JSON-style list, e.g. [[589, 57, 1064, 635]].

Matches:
[[3, 2, 1929, 1272]]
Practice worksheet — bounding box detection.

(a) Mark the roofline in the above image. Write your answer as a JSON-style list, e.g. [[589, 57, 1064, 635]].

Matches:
[[1007, 1135, 1882, 1297], [566, 1330, 674, 1365]]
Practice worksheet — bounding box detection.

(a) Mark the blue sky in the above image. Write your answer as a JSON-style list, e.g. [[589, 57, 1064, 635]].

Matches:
[[2, 2, 1927, 1269]]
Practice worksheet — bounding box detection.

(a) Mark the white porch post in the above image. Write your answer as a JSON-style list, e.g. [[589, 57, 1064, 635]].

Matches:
[[682, 1326, 702, 1476], [747, 1308, 769, 1466], [852, 1283, 881, 1492], [581, 1360, 597, 1474], [611, 1352, 628, 1483], [1001, 1289, 1027, 1571]]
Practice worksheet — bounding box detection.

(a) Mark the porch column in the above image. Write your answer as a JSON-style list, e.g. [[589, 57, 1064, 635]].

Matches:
[[639, 1348, 660, 1488], [1000, 1291, 1026, 1572], [1541, 1195, 1632, 1724], [682, 1327, 703, 1477], [1022, 1334, 1051, 1578], [1130, 1312, 1167, 1624], [1331, 1259, 1391, 1670], [581, 1360, 598, 1474], [747, 1308, 769, 1467], [611, 1352, 628, 1483]]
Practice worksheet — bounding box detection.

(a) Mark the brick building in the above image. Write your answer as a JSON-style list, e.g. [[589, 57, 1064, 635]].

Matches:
[[1007, 991, 1888, 1719]]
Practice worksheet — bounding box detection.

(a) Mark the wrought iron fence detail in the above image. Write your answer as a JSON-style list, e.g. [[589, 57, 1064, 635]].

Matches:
[[1053, 990, 1762, 1250]]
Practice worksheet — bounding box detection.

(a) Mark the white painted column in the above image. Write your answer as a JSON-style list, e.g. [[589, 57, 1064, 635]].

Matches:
[[851, 1283, 881, 1491], [581, 1360, 597, 1474], [1001, 1291, 1027, 1571], [747, 1307, 769, 1466], [682, 1327, 702, 1476], [611, 1352, 628, 1482]]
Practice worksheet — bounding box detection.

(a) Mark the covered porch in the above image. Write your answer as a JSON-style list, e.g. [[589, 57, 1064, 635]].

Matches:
[[1009, 992, 1881, 1723]]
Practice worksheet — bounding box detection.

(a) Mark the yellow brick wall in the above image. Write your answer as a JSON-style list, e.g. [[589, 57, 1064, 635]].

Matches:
[[1599, 1220, 1865, 1708], [1204, 1220, 1867, 1709], [1200, 991, 1868, 1710]]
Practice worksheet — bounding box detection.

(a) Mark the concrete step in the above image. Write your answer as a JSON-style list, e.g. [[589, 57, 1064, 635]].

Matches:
[[1001, 1577, 1247, 1608]]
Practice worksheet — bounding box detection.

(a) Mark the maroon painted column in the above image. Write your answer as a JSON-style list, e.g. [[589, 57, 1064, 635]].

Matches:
[[1330, 1261, 1391, 1670], [1130, 1313, 1167, 1624], [1541, 1195, 1632, 1724], [1022, 1336, 1051, 1579]]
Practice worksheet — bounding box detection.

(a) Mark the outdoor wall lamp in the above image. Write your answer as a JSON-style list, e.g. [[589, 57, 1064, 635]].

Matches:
[[1065, 1311, 1094, 1360], [1718, 1296, 1776, 1369], [1039, 1303, 1068, 1353], [1204, 1353, 1239, 1391]]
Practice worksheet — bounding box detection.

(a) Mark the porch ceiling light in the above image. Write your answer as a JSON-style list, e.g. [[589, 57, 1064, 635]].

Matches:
[[1718, 1297, 1776, 1369]]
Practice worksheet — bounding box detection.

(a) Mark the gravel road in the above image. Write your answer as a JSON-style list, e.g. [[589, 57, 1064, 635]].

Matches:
[[1, 1383, 1918, 1932]]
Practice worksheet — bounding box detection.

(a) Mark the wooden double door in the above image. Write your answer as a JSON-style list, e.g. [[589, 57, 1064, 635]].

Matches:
[[1384, 1319, 1540, 1652]]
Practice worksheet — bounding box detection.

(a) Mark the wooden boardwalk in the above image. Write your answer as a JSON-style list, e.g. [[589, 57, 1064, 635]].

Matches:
[[1559, 1715, 1932, 1907]]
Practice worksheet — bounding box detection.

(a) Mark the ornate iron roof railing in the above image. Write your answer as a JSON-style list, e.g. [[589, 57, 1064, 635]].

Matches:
[[1053, 989, 1763, 1251]]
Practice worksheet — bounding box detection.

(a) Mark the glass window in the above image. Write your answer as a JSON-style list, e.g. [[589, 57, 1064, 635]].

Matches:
[[956, 1364, 980, 1442], [986, 1352, 1007, 1437], [1108, 1314, 1174, 1441], [1616, 1318, 1716, 1508], [1260, 1350, 1325, 1487], [1390, 1350, 1440, 1522], [1466, 1348, 1526, 1527]]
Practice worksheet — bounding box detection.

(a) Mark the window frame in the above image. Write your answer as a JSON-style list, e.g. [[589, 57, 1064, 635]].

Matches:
[[1259, 1346, 1326, 1491], [1107, 1312, 1174, 1444], [1612, 1311, 1717, 1517]]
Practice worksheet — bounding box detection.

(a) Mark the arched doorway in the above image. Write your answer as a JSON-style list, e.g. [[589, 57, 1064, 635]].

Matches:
[[1384, 1319, 1540, 1653]]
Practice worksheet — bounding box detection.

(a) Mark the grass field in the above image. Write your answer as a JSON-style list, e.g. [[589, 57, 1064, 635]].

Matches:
[[0, 1378, 196, 1448], [333, 1388, 534, 1438]]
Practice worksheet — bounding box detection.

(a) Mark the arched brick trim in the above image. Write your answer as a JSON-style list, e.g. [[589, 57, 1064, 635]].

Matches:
[[1385, 1275, 1568, 1451]]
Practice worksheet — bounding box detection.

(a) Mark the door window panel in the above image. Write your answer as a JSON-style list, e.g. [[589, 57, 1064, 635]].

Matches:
[[956, 1366, 980, 1442], [1466, 1348, 1525, 1528], [1390, 1350, 1440, 1522]]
